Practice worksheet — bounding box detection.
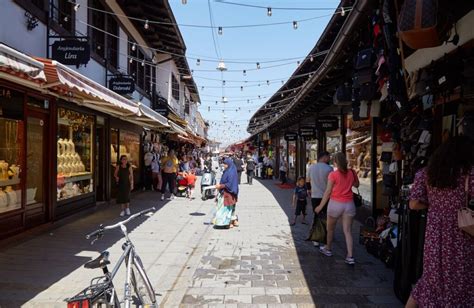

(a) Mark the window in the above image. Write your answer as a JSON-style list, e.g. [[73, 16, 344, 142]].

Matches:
[[184, 97, 190, 115], [52, 0, 74, 33], [88, 0, 118, 68], [171, 74, 180, 101]]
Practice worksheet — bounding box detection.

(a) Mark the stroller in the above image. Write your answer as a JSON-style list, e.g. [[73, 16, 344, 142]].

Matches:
[[201, 167, 216, 200], [176, 173, 188, 197]]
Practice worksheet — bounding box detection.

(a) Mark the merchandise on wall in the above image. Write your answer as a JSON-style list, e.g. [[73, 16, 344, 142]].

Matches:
[[0, 89, 24, 214], [56, 107, 94, 202]]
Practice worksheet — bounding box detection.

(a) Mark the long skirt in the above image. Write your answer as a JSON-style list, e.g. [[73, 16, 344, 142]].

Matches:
[[213, 193, 236, 227]]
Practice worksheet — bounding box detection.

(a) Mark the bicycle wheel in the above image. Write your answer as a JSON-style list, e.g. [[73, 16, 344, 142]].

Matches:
[[131, 255, 157, 306]]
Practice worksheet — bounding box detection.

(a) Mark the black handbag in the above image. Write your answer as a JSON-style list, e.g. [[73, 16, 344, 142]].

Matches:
[[353, 69, 373, 88], [355, 48, 375, 70], [353, 188, 363, 208]]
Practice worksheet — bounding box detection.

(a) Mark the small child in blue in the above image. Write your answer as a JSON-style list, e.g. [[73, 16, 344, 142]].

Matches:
[[291, 177, 308, 226]]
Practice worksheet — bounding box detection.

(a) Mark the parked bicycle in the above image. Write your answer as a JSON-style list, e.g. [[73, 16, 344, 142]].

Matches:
[[65, 207, 157, 308]]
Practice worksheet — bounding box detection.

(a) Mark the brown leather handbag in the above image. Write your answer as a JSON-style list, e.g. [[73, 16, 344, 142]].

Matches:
[[398, 0, 445, 50]]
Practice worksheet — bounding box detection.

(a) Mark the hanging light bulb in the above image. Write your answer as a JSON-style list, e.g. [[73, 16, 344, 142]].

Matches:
[[340, 7, 346, 16], [182, 0, 187, 4], [243, 70, 246, 76], [144, 20, 149, 30], [258, 83, 261, 87], [281, 80, 284, 85], [267, 7, 272, 16], [201, 86, 204, 90], [216, 59, 227, 71], [258, 95, 261, 99], [266, 80, 270, 85], [293, 21, 298, 29], [240, 86, 243, 91], [222, 80, 226, 86], [247, 99, 250, 103], [142, 60, 145, 67], [208, 106, 210, 111], [64, 16, 68, 22], [297, 61, 301, 66], [74, 3, 80, 11], [293, 89, 297, 93], [215, 101, 218, 105], [129, 58, 133, 64], [132, 43, 136, 51], [256, 62, 260, 69], [218, 27, 223, 35], [281, 93, 284, 98], [310, 55, 314, 62]]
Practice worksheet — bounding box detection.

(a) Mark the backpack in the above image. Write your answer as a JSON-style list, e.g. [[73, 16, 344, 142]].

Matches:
[[246, 160, 255, 171]]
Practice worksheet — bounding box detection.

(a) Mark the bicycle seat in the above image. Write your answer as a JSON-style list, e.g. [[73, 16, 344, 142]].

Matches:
[[84, 251, 110, 269]]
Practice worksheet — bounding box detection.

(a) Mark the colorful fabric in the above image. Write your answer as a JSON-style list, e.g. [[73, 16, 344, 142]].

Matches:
[[410, 168, 474, 307], [220, 158, 239, 196], [213, 192, 235, 227], [328, 169, 357, 202]]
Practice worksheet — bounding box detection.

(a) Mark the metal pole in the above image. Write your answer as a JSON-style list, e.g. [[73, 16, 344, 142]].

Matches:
[[341, 109, 347, 155], [46, 0, 51, 59], [371, 117, 378, 218]]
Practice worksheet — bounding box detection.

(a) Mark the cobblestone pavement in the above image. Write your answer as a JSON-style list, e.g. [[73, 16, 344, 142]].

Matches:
[[0, 177, 401, 308]]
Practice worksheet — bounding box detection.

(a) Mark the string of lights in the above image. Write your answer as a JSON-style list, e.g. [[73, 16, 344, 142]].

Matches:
[[69, 1, 347, 64]]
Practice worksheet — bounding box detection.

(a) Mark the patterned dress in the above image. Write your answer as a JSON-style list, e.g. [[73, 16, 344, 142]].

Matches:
[[410, 168, 474, 307]]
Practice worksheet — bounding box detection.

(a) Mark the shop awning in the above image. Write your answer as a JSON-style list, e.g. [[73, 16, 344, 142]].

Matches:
[[0, 44, 46, 87], [136, 103, 169, 127], [168, 120, 188, 136], [48, 61, 139, 115]]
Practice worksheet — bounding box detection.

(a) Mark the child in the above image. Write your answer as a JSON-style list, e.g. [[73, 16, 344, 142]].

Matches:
[[291, 177, 308, 226], [184, 169, 197, 200]]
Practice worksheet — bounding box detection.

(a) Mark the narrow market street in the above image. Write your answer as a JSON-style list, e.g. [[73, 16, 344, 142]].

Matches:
[[0, 177, 400, 308]]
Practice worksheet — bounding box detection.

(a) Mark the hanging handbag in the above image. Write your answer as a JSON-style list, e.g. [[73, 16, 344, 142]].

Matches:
[[398, 0, 446, 50], [458, 174, 474, 236], [351, 169, 362, 208]]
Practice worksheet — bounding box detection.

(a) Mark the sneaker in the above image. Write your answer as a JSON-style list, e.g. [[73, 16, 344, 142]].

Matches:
[[119, 210, 125, 217], [167, 195, 174, 201], [319, 246, 333, 257], [312, 241, 320, 247], [345, 257, 355, 265], [160, 195, 165, 201], [125, 208, 131, 216]]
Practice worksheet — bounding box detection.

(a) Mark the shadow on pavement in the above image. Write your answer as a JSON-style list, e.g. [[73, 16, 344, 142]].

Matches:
[[254, 178, 402, 307], [0, 191, 166, 307]]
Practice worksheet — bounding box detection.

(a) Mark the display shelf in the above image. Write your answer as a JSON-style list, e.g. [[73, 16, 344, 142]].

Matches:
[[0, 178, 21, 187], [57, 192, 94, 204], [57, 173, 92, 184], [0, 203, 21, 214]]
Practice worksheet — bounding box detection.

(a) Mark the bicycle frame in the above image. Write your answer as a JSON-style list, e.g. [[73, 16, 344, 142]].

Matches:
[[100, 223, 139, 308]]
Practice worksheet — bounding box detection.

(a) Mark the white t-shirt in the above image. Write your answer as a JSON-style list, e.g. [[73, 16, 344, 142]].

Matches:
[[309, 162, 333, 198]]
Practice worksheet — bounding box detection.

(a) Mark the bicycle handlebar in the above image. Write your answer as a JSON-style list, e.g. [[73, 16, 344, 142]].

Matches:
[[85, 207, 156, 239]]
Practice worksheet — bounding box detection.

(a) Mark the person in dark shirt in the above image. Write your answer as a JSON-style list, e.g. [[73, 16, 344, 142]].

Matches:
[[232, 154, 244, 184], [245, 155, 256, 185], [291, 177, 308, 225]]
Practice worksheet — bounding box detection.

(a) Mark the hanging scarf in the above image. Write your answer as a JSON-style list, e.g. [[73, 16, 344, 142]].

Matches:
[[220, 158, 239, 196]]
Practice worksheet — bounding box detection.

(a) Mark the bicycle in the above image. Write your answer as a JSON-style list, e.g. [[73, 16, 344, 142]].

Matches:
[[65, 207, 157, 308]]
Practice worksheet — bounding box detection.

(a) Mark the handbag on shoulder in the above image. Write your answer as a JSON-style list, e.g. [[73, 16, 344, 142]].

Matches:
[[458, 175, 474, 236]]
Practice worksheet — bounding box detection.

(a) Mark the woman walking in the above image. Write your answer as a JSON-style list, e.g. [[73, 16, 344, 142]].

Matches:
[[214, 158, 239, 229], [114, 155, 134, 217], [315, 152, 359, 265], [406, 136, 474, 308]]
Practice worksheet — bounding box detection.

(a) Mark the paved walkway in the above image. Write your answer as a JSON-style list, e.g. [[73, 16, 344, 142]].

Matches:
[[0, 177, 401, 308]]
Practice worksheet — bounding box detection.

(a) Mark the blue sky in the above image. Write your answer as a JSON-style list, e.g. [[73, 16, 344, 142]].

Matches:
[[170, 0, 339, 145]]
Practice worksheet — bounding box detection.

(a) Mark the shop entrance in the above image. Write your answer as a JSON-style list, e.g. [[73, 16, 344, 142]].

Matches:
[[95, 120, 106, 201], [25, 111, 49, 227]]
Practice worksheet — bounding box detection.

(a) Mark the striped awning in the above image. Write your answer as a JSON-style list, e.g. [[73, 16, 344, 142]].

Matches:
[[0, 44, 46, 88]]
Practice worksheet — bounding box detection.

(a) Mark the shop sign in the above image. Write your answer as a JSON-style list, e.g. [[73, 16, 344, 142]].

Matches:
[[52, 39, 90, 66], [284, 132, 298, 141], [299, 126, 317, 140], [317, 116, 339, 131], [109, 76, 135, 95], [154, 104, 169, 118], [348, 117, 371, 131]]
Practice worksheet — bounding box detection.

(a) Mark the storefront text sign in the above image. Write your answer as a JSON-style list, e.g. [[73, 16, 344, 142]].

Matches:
[[299, 126, 317, 140], [154, 105, 170, 118], [52, 40, 90, 66], [284, 132, 298, 141], [109, 76, 135, 95], [317, 116, 339, 132]]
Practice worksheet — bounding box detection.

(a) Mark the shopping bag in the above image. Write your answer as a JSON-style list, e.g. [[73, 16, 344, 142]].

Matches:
[[307, 217, 327, 244]]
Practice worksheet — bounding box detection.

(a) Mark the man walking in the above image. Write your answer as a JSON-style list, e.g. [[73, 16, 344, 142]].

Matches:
[[308, 151, 333, 246], [160, 149, 179, 201], [232, 154, 244, 184], [245, 154, 256, 185]]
